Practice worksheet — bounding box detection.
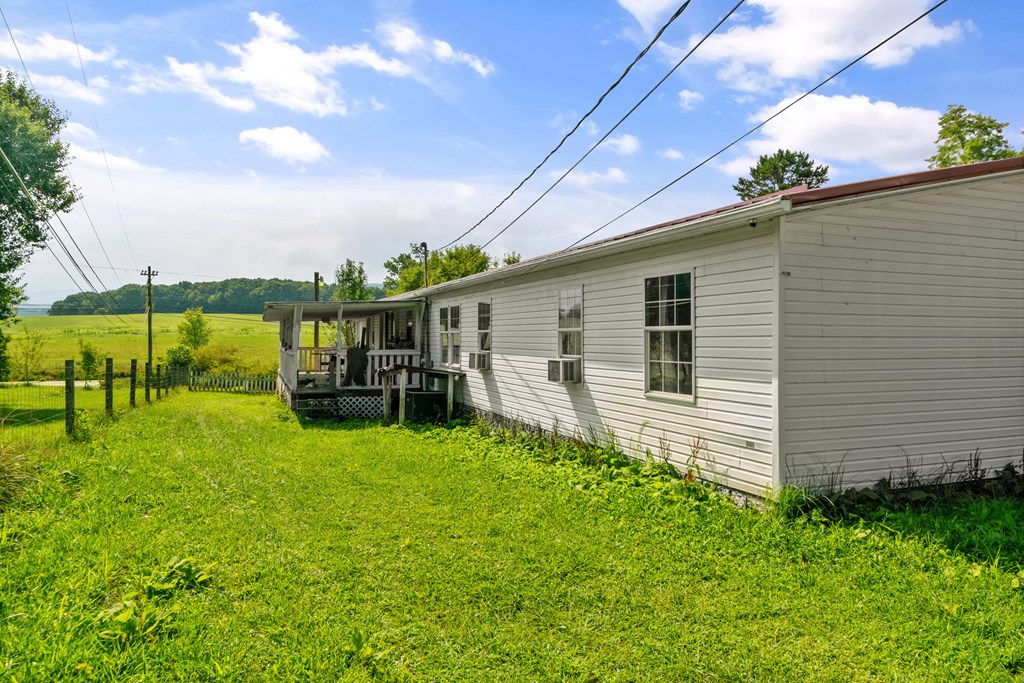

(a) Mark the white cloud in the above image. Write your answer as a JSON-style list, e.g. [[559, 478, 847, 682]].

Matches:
[[32, 73, 106, 103], [0, 32, 115, 66], [63, 122, 97, 142], [583, 120, 600, 136], [66, 142, 152, 172], [677, 89, 703, 111], [693, 0, 964, 91], [658, 148, 684, 160], [377, 22, 494, 77], [557, 167, 628, 188], [617, 0, 678, 33], [239, 126, 330, 165], [601, 133, 640, 155], [719, 94, 939, 176], [167, 58, 255, 112], [168, 12, 411, 117]]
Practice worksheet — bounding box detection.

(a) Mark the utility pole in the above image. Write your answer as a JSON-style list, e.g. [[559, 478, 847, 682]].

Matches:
[[313, 271, 321, 348], [419, 242, 429, 288], [141, 266, 158, 368]]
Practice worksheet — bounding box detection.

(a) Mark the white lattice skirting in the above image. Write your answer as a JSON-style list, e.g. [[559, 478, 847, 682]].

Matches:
[[296, 395, 385, 419]]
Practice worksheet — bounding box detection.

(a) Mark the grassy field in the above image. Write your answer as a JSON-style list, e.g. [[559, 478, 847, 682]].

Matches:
[[1, 392, 1022, 681], [8, 313, 281, 379]]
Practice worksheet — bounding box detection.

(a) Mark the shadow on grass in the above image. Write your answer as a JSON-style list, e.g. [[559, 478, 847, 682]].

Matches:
[[0, 408, 65, 428]]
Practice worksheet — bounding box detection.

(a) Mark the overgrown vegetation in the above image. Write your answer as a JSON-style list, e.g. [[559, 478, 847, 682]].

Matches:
[[2, 394, 1022, 680]]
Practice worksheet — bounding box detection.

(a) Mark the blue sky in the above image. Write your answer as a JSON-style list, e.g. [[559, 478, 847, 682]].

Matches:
[[2, 0, 1020, 304]]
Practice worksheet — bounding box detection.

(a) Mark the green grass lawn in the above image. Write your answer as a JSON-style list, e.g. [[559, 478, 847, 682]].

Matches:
[[1, 393, 1023, 681], [8, 313, 281, 379]]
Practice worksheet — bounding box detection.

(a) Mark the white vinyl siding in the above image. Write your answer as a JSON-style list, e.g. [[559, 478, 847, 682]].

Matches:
[[781, 174, 1024, 489], [427, 225, 778, 495]]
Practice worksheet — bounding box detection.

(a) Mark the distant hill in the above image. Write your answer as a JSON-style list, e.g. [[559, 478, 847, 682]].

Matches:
[[48, 278, 386, 316]]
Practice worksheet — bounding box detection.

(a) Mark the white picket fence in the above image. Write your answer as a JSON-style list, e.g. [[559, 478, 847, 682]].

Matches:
[[188, 371, 276, 394]]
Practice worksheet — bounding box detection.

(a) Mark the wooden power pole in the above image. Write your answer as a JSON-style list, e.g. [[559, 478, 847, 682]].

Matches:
[[313, 271, 320, 348], [141, 266, 158, 367]]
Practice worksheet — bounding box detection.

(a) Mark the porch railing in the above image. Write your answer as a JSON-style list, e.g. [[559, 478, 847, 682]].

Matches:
[[298, 346, 336, 373], [367, 350, 420, 387]]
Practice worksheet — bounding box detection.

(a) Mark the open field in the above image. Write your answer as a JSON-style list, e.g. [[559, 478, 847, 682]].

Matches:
[[8, 313, 281, 379], [1, 392, 1023, 681]]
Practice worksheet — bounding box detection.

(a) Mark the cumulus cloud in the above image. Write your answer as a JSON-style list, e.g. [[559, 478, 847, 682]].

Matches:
[[377, 22, 494, 77], [557, 167, 628, 188], [693, 0, 964, 91], [658, 148, 685, 160], [718, 94, 939, 176], [0, 32, 115, 66], [239, 126, 330, 165], [600, 133, 641, 155], [32, 73, 107, 104], [66, 142, 153, 172], [677, 89, 703, 111], [617, 0, 679, 33], [167, 11, 411, 116]]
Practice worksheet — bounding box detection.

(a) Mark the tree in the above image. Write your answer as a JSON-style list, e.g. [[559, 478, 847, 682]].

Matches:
[[78, 338, 101, 380], [177, 307, 212, 349], [927, 104, 1023, 169], [732, 149, 830, 200], [383, 244, 499, 296], [331, 259, 375, 302], [0, 74, 78, 379]]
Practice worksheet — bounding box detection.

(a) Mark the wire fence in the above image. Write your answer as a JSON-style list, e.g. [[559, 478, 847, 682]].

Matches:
[[0, 360, 196, 454]]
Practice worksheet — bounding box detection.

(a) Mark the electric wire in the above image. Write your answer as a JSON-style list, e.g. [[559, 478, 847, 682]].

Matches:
[[484, 0, 953, 289], [64, 0, 138, 268], [0, 7, 32, 89], [558, 0, 953, 253], [438, 0, 694, 251], [478, 0, 746, 251]]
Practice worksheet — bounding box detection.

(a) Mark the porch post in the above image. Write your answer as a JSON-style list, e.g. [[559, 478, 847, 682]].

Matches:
[[292, 305, 303, 382], [398, 368, 408, 425], [382, 372, 392, 424], [446, 374, 455, 422]]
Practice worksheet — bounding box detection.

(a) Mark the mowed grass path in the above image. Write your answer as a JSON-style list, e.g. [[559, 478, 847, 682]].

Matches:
[[2, 393, 1023, 681]]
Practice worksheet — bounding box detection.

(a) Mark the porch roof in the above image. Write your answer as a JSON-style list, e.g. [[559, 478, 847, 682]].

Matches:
[[262, 298, 425, 323]]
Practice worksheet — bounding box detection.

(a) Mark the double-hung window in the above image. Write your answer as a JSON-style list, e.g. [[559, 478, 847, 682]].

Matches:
[[477, 302, 491, 352], [439, 305, 461, 366], [644, 272, 693, 397], [558, 288, 582, 359]]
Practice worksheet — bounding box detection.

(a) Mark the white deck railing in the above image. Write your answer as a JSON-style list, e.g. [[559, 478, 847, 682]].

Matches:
[[367, 350, 420, 387], [285, 347, 421, 389]]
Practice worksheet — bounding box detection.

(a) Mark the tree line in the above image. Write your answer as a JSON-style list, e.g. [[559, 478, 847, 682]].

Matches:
[[48, 278, 385, 316]]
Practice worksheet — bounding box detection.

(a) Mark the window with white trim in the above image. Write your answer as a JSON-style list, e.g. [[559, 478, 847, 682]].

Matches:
[[477, 302, 491, 352], [439, 305, 461, 366], [558, 288, 582, 359], [644, 273, 693, 396]]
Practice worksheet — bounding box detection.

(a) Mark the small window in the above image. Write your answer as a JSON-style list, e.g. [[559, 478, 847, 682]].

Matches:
[[645, 273, 693, 396], [478, 302, 491, 352], [558, 288, 582, 358], [439, 305, 461, 366]]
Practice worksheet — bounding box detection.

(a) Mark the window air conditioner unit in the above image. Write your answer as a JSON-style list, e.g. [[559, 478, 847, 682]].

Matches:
[[547, 358, 581, 384], [468, 351, 491, 371]]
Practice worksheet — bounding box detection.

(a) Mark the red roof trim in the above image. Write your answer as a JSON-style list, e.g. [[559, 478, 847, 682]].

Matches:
[[785, 157, 1024, 207]]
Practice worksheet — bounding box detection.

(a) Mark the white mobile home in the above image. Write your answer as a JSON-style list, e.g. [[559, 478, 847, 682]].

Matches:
[[385, 159, 1024, 495]]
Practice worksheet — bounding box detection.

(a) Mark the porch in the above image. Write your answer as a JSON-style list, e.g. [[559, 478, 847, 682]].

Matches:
[[263, 299, 428, 413]]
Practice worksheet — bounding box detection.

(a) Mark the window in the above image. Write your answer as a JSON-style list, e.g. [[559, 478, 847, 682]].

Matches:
[[439, 305, 461, 366], [645, 273, 693, 396], [558, 288, 582, 358], [477, 302, 491, 352]]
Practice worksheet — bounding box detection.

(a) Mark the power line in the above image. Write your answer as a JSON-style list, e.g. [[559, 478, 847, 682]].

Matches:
[[0, 7, 32, 89], [63, 0, 138, 267], [478, 0, 746, 251], [485, 0, 952, 289], [438, 0, 695, 251], [560, 0, 953, 252]]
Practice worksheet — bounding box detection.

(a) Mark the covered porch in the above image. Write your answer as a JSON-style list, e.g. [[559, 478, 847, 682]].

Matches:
[[262, 299, 427, 410]]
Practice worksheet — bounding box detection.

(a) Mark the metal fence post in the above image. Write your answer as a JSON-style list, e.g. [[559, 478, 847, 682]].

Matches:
[[145, 362, 151, 403], [130, 359, 137, 407], [105, 357, 114, 416], [65, 359, 75, 435]]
